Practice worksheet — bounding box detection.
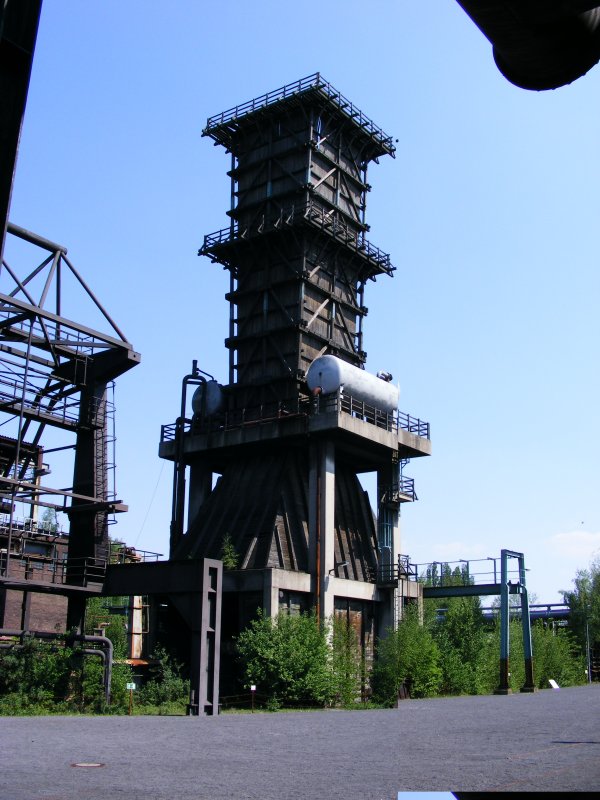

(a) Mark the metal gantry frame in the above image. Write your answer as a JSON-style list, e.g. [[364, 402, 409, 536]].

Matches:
[[496, 548, 534, 693], [0, 222, 140, 629], [418, 549, 535, 693]]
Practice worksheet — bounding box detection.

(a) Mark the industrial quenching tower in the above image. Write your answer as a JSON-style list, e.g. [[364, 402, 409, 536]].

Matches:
[[160, 74, 431, 670]]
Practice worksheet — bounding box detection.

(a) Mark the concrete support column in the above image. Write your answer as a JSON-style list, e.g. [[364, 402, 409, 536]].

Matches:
[[262, 569, 279, 618], [128, 595, 144, 660], [309, 440, 335, 622]]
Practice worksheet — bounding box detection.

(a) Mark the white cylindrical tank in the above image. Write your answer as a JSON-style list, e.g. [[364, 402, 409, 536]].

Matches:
[[191, 380, 224, 416], [306, 355, 399, 414]]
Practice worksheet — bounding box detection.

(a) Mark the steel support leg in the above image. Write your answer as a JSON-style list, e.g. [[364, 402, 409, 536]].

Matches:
[[494, 549, 511, 694], [519, 554, 535, 692]]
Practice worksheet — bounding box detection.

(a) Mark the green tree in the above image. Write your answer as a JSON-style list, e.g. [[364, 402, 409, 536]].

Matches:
[[78, 654, 131, 713], [330, 615, 363, 707], [478, 619, 585, 692], [0, 635, 132, 714], [85, 596, 128, 658], [531, 622, 586, 687], [432, 595, 487, 695], [562, 557, 600, 667], [39, 507, 59, 533], [220, 532, 239, 570], [372, 604, 442, 705], [236, 610, 333, 707], [136, 646, 189, 711], [0, 638, 72, 711]]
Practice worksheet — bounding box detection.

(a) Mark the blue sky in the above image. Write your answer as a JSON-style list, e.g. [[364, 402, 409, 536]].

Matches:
[[398, 795, 455, 800], [5, 0, 600, 603]]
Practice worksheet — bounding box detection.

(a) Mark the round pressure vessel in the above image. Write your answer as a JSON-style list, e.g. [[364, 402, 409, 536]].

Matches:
[[191, 380, 224, 417], [306, 355, 399, 414]]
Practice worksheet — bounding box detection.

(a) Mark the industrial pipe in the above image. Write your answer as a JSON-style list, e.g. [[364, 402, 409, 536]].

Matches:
[[455, 1, 600, 90], [170, 360, 215, 554], [0, 628, 113, 705]]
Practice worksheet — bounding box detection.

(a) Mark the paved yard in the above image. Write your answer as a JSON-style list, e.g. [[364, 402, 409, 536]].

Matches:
[[2, 684, 599, 798]]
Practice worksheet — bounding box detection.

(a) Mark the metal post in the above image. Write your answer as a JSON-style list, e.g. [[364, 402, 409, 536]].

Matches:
[[518, 554, 535, 692], [585, 616, 592, 684], [495, 549, 511, 694]]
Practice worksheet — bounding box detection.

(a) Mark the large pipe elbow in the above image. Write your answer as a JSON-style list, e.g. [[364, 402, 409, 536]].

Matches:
[[456, 1, 600, 90]]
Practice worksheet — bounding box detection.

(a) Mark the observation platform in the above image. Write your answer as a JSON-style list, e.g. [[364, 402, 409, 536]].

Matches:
[[159, 392, 431, 474], [202, 72, 396, 159], [200, 199, 395, 280]]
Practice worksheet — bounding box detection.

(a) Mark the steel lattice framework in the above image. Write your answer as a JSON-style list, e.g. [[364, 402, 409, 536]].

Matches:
[[199, 73, 398, 410], [0, 222, 139, 628]]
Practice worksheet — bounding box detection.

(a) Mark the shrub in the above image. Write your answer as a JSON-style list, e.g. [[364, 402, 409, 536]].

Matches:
[[432, 597, 487, 695], [0, 632, 132, 715], [136, 646, 189, 710], [330, 615, 364, 707], [477, 619, 586, 692], [236, 610, 333, 707], [372, 605, 442, 705]]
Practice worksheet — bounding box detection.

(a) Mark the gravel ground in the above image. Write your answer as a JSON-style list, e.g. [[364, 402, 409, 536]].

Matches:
[[2, 684, 599, 798]]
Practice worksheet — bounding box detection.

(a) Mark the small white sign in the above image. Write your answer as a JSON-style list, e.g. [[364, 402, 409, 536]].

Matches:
[[250, 685, 256, 692], [126, 682, 136, 691], [548, 679, 560, 690]]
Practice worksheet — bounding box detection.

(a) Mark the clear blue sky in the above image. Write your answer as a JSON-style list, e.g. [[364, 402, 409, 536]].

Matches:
[[6, 0, 600, 603]]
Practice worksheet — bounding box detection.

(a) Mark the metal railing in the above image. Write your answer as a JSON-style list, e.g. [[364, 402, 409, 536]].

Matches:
[[0, 514, 64, 538], [0, 372, 109, 429], [0, 310, 100, 358], [338, 394, 430, 439], [381, 479, 417, 504], [479, 603, 570, 621], [109, 545, 163, 564], [0, 552, 106, 586], [415, 557, 520, 588], [338, 394, 395, 432], [367, 554, 419, 585], [161, 393, 430, 443], [161, 399, 311, 443], [201, 200, 394, 276], [0, 378, 82, 427], [203, 72, 395, 156], [396, 410, 430, 438]]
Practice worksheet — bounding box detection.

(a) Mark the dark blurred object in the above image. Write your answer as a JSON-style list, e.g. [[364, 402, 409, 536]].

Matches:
[[456, 1, 600, 89], [0, 0, 43, 259]]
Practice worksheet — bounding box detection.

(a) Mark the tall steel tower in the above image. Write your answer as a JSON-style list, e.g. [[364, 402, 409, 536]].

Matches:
[[160, 74, 431, 665]]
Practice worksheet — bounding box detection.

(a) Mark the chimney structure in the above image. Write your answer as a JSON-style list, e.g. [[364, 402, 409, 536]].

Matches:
[[159, 74, 431, 668]]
